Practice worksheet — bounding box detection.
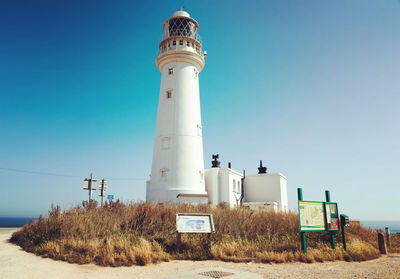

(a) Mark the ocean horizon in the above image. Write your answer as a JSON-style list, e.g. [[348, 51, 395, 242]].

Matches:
[[1, 217, 400, 233]]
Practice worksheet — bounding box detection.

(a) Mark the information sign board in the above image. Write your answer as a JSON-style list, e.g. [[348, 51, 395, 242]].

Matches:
[[298, 201, 326, 232], [176, 213, 215, 233], [107, 195, 114, 200], [325, 202, 339, 231]]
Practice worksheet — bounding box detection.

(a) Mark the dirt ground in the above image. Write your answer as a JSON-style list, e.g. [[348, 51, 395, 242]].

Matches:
[[1, 228, 399, 279]]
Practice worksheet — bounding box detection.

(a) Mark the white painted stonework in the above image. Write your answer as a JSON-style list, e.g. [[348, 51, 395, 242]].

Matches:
[[146, 10, 208, 203], [203, 168, 288, 212], [243, 173, 288, 212], [204, 168, 244, 207]]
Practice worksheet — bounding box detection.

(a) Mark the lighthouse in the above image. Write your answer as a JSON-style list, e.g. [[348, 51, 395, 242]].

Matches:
[[146, 10, 208, 203]]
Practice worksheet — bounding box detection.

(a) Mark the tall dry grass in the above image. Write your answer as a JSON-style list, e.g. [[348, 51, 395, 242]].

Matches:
[[10, 201, 381, 266]]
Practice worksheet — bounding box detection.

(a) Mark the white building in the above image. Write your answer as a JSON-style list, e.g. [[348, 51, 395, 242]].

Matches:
[[146, 10, 288, 212], [146, 9, 208, 204]]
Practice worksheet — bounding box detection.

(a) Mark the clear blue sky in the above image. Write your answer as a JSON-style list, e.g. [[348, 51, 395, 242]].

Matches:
[[1, 0, 399, 220]]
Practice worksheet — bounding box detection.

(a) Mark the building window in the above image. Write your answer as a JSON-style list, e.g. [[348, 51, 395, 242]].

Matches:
[[192, 43, 194, 47], [166, 90, 172, 99], [168, 68, 173, 75], [186, 41, 190, 47], [179, 40, 183, 45], [199, 170, 204, 183], [237, 181, 241, 194], [168, 42, 170, 47], [160, 168, 169, 178], [162, 137, 170, 150], [194, 69, 198, 79], [233, 179, 236, 192], [173, 41, 176, 46]]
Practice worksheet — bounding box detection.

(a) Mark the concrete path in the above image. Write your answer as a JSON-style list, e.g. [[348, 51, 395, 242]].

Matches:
[[1, 228, 400, 279]]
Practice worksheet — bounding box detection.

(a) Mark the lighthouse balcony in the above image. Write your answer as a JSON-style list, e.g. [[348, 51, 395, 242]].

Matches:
[[157, 36, 204, 57]]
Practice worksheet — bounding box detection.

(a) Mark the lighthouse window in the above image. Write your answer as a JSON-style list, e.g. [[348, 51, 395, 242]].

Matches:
[[194, 69, 198, 79], [160, 168, 169, 178], [168, 68, 173, 75], [192, 43, 194, 47], [179, 40, 183, 45], [166, 90, 172, 99], [162, 137, 170, 149], [186, 41, 190, 47], [173, 41, 176, 46]]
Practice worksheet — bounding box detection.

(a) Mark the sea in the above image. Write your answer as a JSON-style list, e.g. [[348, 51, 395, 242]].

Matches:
[[0, 217, 38, 227], [1, 217, 400, 233]]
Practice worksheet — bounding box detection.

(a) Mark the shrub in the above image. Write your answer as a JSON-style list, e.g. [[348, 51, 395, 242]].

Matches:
[[10, 202, 381, 266]]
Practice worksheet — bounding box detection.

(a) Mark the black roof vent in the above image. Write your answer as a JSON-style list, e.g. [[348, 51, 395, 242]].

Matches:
[[212, 154, 220, 168], [258, 160, 267, 174]]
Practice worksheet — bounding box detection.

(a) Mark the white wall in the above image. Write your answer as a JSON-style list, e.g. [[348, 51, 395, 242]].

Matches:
[[147, 48, 207, 203], [204, 168, 244, 207], [243, 173, 288, 212]]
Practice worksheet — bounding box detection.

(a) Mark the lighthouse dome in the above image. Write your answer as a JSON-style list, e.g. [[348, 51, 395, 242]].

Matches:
[[172, 10, 190, 18]]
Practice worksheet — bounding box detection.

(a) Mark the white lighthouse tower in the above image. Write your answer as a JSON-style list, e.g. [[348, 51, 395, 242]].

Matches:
[[146, 10, 208, 203]]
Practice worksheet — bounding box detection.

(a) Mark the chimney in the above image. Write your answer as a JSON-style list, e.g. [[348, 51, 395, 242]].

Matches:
[[211, 154, 221, 168], [258, 160, 267, 174]]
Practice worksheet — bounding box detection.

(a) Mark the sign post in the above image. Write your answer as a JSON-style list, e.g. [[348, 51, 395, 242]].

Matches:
[[385, 227, 391, 247], [98, 179, 107, 206], [83, 173, 97, 202], [325, 190, 336, 250], [107, 194, 114, 208], [297, 188, 307, 254]]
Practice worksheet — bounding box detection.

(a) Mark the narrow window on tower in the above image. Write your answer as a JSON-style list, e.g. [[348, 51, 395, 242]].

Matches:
[[160, 168, 169, 179], [173, 41, 176, 46], [168, 68, 173, 75], [186, 41, 190, 47], [166, 90, 172, 99], [179, 40, 183, 45], [161, 137, 170, 150], [194, 69, 198, 79]]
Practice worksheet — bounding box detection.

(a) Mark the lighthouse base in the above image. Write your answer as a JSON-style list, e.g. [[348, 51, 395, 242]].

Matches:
[[146, 182, 208, 204]]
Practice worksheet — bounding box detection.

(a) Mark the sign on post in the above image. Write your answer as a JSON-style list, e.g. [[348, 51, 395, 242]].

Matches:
[[325, 202, 339, 231], [107, 195, 114, 200], [298, 201, 326, 232], [176, 213, 215, 233], [83, 179, 97, 190]]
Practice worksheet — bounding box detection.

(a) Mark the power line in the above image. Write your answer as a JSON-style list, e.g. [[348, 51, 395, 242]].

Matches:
[[0, 167, 147, 181], [0, 167, 82, 178]]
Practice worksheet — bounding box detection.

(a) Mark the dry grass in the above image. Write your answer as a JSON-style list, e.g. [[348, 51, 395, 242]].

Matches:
[[388, 233, 400, 253], [10, 201, 381, 266]]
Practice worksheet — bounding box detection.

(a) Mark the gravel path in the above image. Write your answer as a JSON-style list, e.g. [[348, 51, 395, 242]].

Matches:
[[1, 228, 399, 279]]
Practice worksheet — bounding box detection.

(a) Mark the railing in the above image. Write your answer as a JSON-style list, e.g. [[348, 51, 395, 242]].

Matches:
[[157, 46, 205, 58], [159, 32, 202, 45]]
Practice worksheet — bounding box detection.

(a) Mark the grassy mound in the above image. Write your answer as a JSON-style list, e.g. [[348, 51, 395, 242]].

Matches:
[[10, 201, 382, 266]]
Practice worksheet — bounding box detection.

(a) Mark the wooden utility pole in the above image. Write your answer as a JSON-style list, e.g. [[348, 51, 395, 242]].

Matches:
[[98, 179, 107, 206]]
